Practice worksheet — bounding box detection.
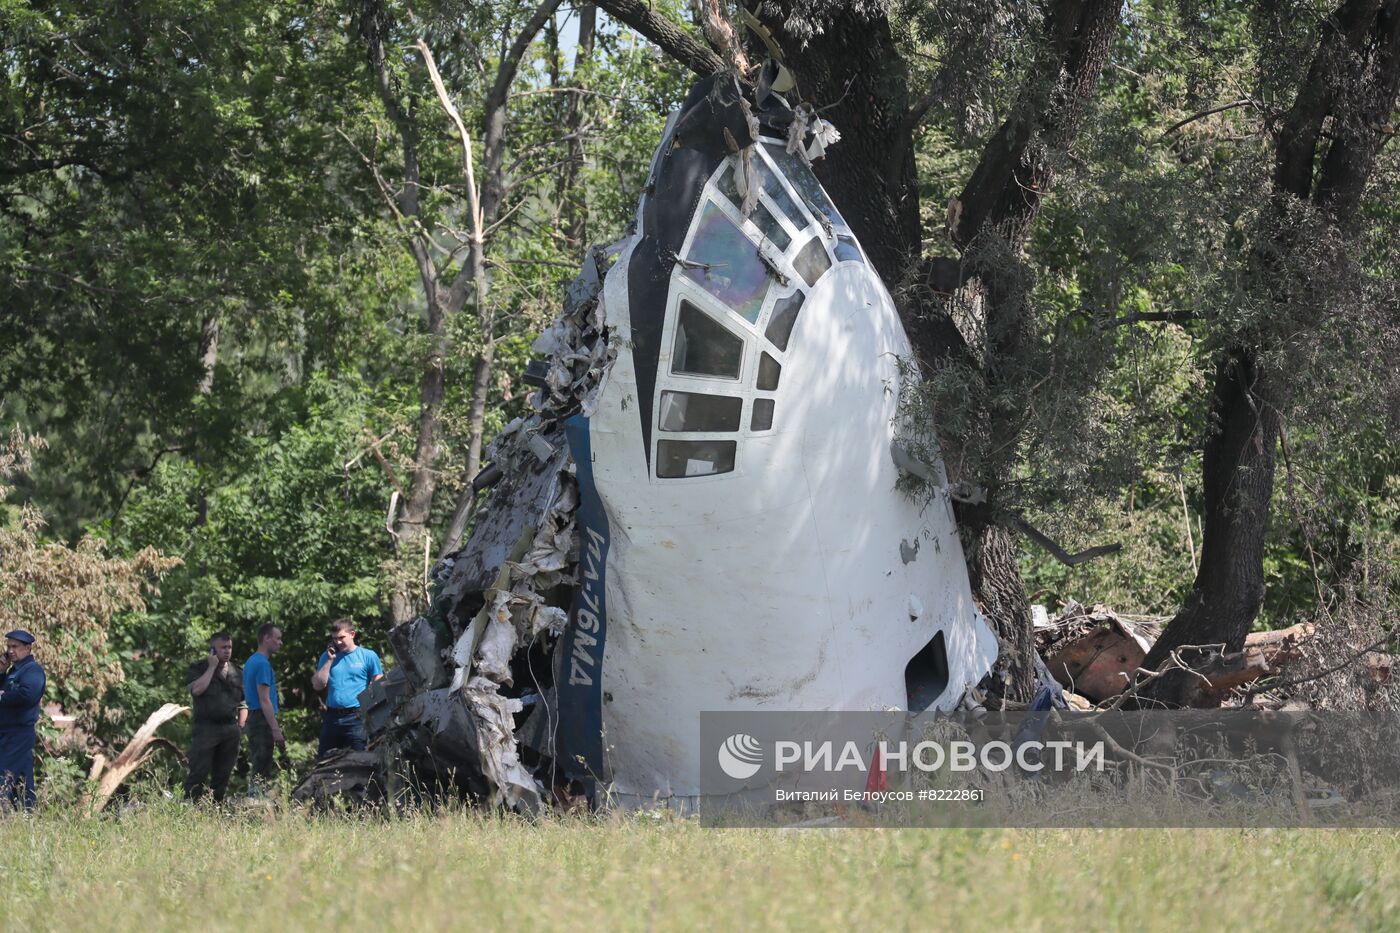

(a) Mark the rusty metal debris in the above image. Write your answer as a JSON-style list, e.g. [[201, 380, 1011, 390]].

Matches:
[[1037, 602, 1162, 703], [1034, 601, 1325, 708]]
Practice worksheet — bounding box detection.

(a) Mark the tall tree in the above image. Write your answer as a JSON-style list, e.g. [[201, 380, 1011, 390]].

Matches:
[[1143, 0, 1400, 701], [1, 0, 393, 531], [355, 0, 563, 622]]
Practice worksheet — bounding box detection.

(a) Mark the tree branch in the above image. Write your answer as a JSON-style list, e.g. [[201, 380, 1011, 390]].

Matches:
[[591, 0, 724, 76], [1111, 310, 1199, 326], [487, 0, 564, 114], [1313, 0, 1400, 228], [447, 0, 562, 316], [1012, 515, 1121, 567], [952, 0, 1123, 250], [1272, 0, 1382, 200], [1157, 98, 1254, 139], [413, 38, 485, 251], [0, 155, 112, 179]]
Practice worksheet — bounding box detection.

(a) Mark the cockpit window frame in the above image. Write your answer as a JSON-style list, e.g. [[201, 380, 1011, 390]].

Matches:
[[650, 146, 857, 480]]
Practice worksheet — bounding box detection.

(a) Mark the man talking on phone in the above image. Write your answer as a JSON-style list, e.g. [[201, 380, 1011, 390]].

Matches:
[[0, 630, 45, 811], [183, 632, 246, 803], [310, 618, 382, 758]]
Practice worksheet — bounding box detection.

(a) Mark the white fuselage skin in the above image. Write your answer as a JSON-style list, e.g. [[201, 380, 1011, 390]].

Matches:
[[582, 141, 998, 799]]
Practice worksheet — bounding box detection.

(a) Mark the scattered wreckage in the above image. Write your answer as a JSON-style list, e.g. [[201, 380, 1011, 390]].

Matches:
[[1034, 601, 1319, 708], [295, 71, 1001, 810]]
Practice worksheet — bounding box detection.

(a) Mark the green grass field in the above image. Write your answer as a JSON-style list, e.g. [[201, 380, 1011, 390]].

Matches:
[[2, 805, 1398, 931]]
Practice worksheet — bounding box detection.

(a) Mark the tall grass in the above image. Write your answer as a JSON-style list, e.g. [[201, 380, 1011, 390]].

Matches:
[[2, 801, 1398, 931]]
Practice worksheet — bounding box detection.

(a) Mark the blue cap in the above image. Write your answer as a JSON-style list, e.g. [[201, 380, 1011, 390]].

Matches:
[[5, 630, 35, 645]]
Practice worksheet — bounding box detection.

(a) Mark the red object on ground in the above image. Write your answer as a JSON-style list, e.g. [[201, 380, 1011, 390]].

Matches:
[[865, 746, 888, 793]]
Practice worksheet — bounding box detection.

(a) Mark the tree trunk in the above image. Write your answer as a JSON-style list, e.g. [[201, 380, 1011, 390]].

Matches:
[[439, 244, 491, 562], [1143, 351, 1279, 673], [1142, 0, 1400, 705], [362, 1, 562, 592], [967, 524, 1037, 703], [428, 1, 562, 563], [768, 6, 920, 286], [948, 0, 1122, 702], [390, 288, 448, 624], [561, 4, 596, 252], [463, 306, 493, 483]]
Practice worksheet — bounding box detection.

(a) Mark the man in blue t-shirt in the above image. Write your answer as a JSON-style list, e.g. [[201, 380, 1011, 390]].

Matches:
[[242, 623, 284, 794], [310, 618, 383, 758]]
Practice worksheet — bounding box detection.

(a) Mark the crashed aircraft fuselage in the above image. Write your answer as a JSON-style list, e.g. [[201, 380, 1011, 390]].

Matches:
[[344, 74, 998, 810]]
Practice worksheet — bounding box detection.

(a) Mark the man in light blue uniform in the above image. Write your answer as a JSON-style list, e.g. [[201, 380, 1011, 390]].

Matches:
[[0, 630, 46, 811], [311, 618, 383, 758]]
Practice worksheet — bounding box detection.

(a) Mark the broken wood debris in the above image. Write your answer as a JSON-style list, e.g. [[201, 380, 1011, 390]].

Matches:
[[1035, 600, 1330, 708], [81, 703, 189, 815]]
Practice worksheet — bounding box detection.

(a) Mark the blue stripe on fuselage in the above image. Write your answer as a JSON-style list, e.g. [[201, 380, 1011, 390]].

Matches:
[[557, 414, 609, 787]]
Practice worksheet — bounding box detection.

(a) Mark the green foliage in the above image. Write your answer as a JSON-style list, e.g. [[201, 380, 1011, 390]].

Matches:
[[2, 0, 688, 752], [0, 427, 179, 728], [1, 0, 405, 533], [100, 374, 401, 743], [900, 0, 1400, 627]]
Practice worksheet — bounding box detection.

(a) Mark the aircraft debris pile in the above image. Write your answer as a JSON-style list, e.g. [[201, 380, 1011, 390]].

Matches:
[[358, 249, 613, 810]]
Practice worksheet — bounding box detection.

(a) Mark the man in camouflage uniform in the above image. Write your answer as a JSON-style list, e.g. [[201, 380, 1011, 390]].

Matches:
[[184, 631, 246, 803]]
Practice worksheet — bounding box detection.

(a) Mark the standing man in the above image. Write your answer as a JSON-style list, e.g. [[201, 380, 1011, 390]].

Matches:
[[311, 618, 383, 758], [184, 632, 246, 803], [242, 623, 284, 794], [0, 630, 46, 811]]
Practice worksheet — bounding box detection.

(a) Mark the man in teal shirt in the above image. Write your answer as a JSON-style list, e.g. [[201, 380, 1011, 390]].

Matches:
[[311, 618, 382, 758], [242, 623, 284, 794]]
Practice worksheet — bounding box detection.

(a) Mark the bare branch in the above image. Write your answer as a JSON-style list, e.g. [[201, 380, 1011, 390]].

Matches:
[[335, 126, 438, 286], [1261, 630, 1400, 693], [1157, 98, 1254, 139], [1012, 515, 1122, 567], [487, 0, 565, 117], [0, 155, 112, 179], [413, 38, 485, 248]]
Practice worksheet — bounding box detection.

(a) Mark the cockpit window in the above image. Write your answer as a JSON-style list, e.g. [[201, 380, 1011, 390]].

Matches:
[[757, 352, 781, 391], [753, 157, 808, 233], [834, 234, 863, 264], [751, 200, 792, 252], [751, 398, 775, 432], [684, 201, 772, 323], [714, 163, 792, 252], [764, 291, 804, 351], [656, 439, 736, 478], [765, 144, 845, 231], [658, 391, 742, 432], [715, 163, 741, 205], [672, 300, 743, 379], [793, 237, 832, 287]]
